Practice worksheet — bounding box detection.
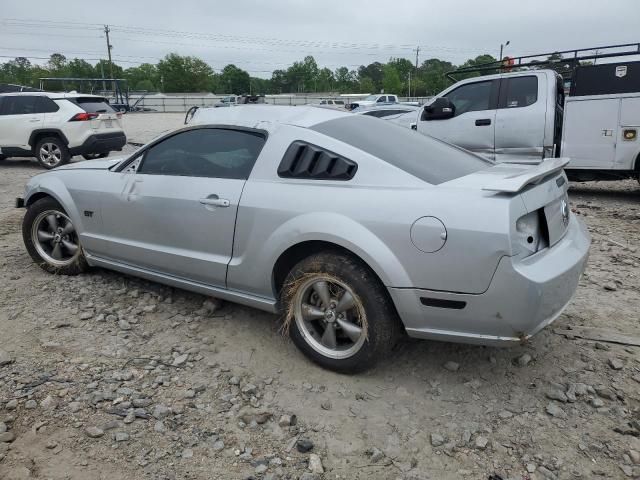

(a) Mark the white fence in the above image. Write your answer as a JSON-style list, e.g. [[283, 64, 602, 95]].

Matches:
[[130, 95, 432, 112]]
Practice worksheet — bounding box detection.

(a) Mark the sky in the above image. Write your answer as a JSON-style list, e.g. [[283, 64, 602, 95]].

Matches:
[[1, 0, 638, 78]]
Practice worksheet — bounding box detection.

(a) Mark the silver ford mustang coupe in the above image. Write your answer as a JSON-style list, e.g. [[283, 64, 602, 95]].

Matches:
[[17, 106, 590, 373]]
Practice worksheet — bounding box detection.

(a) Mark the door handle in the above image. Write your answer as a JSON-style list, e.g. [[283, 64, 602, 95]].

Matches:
[[199, 196, 230, 208], [29, 118, 40, 123], [475, 119, 491, 126]]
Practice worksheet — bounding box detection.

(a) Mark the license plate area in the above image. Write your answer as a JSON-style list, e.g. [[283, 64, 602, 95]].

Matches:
[[103, 119, 113, 128], [543, 193, 570, 246]]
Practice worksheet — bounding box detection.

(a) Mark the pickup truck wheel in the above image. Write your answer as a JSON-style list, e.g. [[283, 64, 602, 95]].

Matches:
[[22, 197, 88, 275], [0, 155, 6, 161], [35, 137, 70, 169], [282, 251, 400, 373]]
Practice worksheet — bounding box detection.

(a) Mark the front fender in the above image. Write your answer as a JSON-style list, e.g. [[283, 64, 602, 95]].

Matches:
[[24, 176, 85, 234]]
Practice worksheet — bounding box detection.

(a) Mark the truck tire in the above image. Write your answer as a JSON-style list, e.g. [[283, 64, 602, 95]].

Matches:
[[35, 136, 70, 169]]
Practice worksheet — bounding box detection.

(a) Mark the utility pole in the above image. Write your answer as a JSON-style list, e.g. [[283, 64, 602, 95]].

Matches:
[[413, 46, 420, 97], [104, 25, 114, 93]]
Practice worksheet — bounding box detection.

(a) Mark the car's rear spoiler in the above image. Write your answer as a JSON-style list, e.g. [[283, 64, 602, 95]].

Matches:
[[482, 158, 570, 193]]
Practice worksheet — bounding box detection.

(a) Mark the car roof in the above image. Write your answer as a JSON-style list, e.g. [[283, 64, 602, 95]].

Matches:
[[191, 105, 350, 132], [0, 91, 106, 99]]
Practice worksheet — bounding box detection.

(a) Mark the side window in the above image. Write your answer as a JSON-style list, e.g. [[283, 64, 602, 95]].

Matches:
[[137, 128, 266, 179], [500, 76, 538, 108], [446, 81, 493, 116], [0, 96, 38, 115], [376, 96, 387, 103], [320, 100, 326, 105], [278, 141, 358, 181], [35, 96, 59, 113], [389, 96, 397, 102]]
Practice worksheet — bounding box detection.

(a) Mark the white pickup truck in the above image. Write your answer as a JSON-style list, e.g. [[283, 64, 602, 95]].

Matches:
[[412, 60, 640, 182]]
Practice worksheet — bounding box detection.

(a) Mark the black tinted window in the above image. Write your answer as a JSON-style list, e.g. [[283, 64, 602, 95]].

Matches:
[[447, 81, 492, 115], [69, 97, 116, 113], [0, 96, 37, 115], [138, 128, 266, 179], [501, 76, 538, 108], [36, 96, 59, 113], [312, 115, 491, 185]]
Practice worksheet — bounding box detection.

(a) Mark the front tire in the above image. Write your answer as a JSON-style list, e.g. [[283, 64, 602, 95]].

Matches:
[[22, 197, 88, 275], [82, 153, 109, 160], [35, 137, 70, 169], [282, 251, 401, 373]]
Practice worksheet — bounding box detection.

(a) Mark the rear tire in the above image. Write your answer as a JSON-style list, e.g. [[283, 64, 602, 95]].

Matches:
[[35, 137, 70, 169], [22, 197, 88, 275], [0, 154, 6, 161], [282, 251, 401, 373]]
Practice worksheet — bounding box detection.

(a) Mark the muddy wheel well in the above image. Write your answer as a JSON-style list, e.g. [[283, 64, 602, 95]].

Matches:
[[272, 240, 382, 298]]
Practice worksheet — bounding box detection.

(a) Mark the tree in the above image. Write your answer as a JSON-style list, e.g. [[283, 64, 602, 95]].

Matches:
[[382, 64, 402, 94], [218, 64, 250, 94], [94, 59, 124, 79], [334, 67, 355, 92], [358, 76, 375, 94], [316, 67, 334, 92], [357, 62, 384, 91], [134, 79, 156, 91], [417, 58, 455, 95], [156, 53, 215, 92], [0, 57, 33, 86], [47, 53, 67, 74], [125, 63, 159, 91]]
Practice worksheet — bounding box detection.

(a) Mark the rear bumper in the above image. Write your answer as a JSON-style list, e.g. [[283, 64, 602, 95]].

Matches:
[[390, 214, 591, 345], [69, 132, 126, 156]]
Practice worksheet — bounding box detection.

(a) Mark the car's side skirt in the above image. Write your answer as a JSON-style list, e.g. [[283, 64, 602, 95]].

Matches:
[[85, 253, 278, 314]]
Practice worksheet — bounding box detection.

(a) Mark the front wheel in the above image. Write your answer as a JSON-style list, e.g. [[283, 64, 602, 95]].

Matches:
[[282, 251, 401, 373], [35, 137, 70, 169], [22, 197, 88, 275]]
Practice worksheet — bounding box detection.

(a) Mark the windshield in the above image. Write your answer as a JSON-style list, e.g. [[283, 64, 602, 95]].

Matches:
[[363, 95, 378, 101], [311, 115, 493, 185]]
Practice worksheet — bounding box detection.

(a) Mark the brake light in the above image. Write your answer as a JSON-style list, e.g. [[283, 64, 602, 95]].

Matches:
[[69, 112, 98, 122]]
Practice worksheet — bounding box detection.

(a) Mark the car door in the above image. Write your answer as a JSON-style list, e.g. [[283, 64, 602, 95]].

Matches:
[[0, 95, 44, 149], [419, 80, 498, 159], [98, 127, 266, 287], [494, 75, 547, 162]]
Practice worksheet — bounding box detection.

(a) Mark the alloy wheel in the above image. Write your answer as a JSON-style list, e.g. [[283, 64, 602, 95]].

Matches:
[[31, 210, 80, 266], [39, 143, 63, 167]]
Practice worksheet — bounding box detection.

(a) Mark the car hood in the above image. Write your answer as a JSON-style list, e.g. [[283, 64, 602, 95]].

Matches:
[[55, 157, 126, 171]]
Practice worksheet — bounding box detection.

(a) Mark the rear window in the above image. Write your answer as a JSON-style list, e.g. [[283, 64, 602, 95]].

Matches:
[[68, 97, 116, 113], [311, 115, 492, 185]]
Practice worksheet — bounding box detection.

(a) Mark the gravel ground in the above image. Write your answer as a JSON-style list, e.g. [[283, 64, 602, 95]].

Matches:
[[0, 113, 639, 480]]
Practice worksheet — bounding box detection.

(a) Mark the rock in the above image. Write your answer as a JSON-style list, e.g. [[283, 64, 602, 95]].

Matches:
[[595, 386, 617, 400], [308, 453, 324, 474], [241, 383, 257, 395], [133, 398, 152, 408], [212, 439, 225, 451], [118, 320, 132, 330], [255, 464, 268, 474], [498, 410, 513, 419], [229, 376, 240, 385], [154, 421, 165, 433], [0, 432, 15, 443], [628, 450, 640, 464], [475, 436, 489, 450], [538, 465, 558, 479], [296, 438, 314, 453], [182, 448, 193, 459], [46, 439, 58, 449], [515, 353, 533, 367], [609, 358, 624, 370], [526, 463, 537, 473], [604, 282, 618, 291], [368, 446, 384, 463], [620, 464, 633, 477], [430, 433, 445, 447], [114, 432, 129, 442], [40, 395, 57, 410], [278, 415, 295, 427], [5, 399, 17, 410], [590, 398, 605, 408], [546, 402, 567, 419], [153, 404, 171, 419], [320, 400, 332, 410], [299, 474, 319, 480], [68, 401, 82, 413], [79, 311, 93, 321], [172, 354, 188, 366], [0, 350, 14, 366], [239, 410, 272, 425], [546, 388, 568, 403], [24, 400, 37, 409], [85, 426, 104, 438], [443, 361, 459, 372], [0, 422, 5, 434]]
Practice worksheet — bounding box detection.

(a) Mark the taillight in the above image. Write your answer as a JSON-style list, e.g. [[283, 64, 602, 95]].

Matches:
[[69, 112, 98, 122], [513, 209, 549, 256]]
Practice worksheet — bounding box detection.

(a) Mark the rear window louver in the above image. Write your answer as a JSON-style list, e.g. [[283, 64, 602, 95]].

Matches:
[[277, 141, 357, 180]]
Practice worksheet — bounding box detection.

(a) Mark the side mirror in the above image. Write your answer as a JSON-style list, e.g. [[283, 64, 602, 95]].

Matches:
[[422, 97, 455, 121]]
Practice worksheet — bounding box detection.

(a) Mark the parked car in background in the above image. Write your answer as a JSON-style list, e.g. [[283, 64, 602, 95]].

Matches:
[[17, 106, 590, 372], [214, 95, 241, 107], [316, 99, 346, 110], [348, 93, 399, 110], [413, 58, 640, 183], [0, 92, 126, 169], [354, 104, 419, 128]]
